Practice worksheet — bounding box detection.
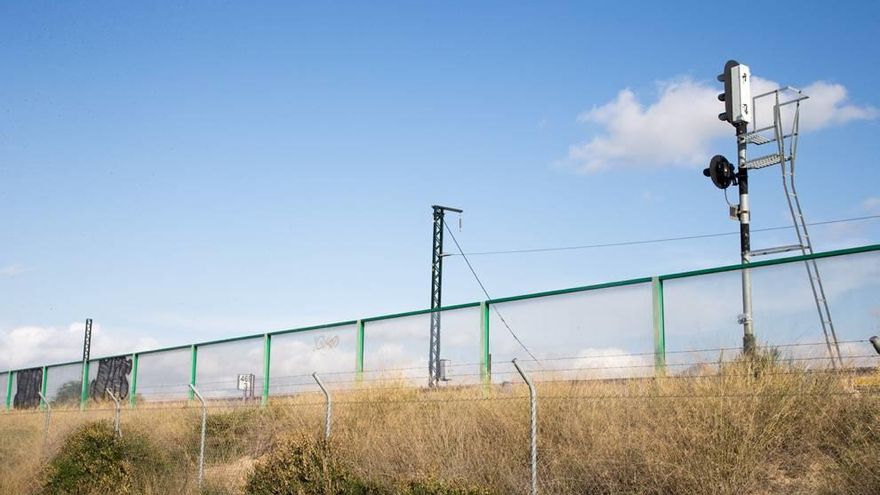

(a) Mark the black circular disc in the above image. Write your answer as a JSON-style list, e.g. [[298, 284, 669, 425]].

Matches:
[[708, 154, 734, 189]]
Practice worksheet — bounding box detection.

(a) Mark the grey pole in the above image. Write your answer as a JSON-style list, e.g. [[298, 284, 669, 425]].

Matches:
[[38, 392, 51, 455], [105, 388, 122, 438], [188, 384, 207, 489], [512, 358, 537, 495], [312, 372, 332, 441]]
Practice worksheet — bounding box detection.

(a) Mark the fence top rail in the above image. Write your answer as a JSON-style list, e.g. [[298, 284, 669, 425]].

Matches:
[[44, 360, 84, 369], [487, 276, 654, 305], [658, 243, 880, 281], [362, 302, 482, 323], [137, 344, 192, 357], [6, 242, 879, 375]]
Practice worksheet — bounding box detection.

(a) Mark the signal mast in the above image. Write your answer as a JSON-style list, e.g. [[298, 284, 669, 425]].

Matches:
[[703, 60, 842, 366]]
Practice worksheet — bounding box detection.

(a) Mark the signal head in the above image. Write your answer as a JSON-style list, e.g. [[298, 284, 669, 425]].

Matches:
[[716, 59, 751, 126]]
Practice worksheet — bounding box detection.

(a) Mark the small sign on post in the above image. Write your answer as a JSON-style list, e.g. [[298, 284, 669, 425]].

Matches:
[[237, 373, 256, 401]]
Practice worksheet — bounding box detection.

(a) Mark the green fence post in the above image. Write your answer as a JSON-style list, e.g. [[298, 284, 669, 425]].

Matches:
[[262, 334, 271, 407], [40, 366, 48, 409], [652, 276, 666, 376], [79, 360, 90, 411], [5, 371, 13, 411], [356, 320, 364, 382], [189, 345, 198, 401], [129, 353, 138, 408], [480, 301, 490, 386]]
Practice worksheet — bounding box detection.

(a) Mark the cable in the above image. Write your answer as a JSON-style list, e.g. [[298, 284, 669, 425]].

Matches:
[[443, 219, 542, 364], [447, 214, 880, 257]]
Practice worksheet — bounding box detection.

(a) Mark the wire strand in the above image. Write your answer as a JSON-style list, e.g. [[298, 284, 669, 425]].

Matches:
[[447, 214, 880, 257], [442, 219, 542, 365]]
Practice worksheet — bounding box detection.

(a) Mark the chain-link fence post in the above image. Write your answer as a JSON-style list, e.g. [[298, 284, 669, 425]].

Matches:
[[189, 384, 207, 489], [105, 388, 122, 438], [512, 358, 537, 495], [312, 372, 332, 441]]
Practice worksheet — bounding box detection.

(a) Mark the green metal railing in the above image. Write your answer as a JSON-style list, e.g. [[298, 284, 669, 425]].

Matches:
[[3, 242, 878, 411]]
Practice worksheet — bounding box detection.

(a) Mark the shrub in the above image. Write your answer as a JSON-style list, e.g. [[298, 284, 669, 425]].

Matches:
[[244, 435, 383, 495], [244, 435, 493, 495], [40, 420, 172, 495]]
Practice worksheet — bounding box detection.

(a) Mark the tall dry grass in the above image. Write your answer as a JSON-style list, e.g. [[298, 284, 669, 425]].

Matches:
[[1, 359, 878, 494]]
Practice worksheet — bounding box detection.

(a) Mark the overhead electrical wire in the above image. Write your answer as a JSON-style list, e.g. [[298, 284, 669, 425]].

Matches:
[[447, 214, 880, 257], [442, 219, 542, 365]]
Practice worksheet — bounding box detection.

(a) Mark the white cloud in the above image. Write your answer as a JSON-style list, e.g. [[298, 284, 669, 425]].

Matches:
[[0, 322, 159, 370], [0, 264, 28, 278], [798, 81, 879, 131], [863, 197, 880, 214], [567, 76, 877, 172]]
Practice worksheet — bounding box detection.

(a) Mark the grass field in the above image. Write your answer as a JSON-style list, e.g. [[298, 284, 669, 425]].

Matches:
[[1, 358, 879, 494]]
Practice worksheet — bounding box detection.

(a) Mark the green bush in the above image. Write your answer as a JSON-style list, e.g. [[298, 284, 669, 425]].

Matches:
[[41, 420, 173, 495], [244, 436, 493, 495], [244, 435, 382, 495]]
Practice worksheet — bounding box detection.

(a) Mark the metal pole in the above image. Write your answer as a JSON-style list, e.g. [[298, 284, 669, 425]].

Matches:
[[312, 372, 332, 441], [5, 371, 12, 411], [106, 389, 122, 438], [480, 301, 491, 388], [355, 320, 365, 382], [262, 334, 271, 407], [512, 358, 537, 495], [129, 353, 138, 409], [38, 392, 51, 455], [80, 320, 92, 410], [429, 205, 462, 387], [79, 360, 90, 411], [430, 207, 445, 387], [736, 122, 756, 356], [40, 366, 48, 408], [188, 345, 198, 401], [651, 277, 666, 375], [189, 384, 207, 489]]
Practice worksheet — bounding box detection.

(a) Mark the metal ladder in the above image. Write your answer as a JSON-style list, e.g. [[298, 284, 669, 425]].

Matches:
[[743, 88, 843, 367]]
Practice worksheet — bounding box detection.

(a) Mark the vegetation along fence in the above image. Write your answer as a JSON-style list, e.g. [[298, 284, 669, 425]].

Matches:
[[2, 243, 879, 411]]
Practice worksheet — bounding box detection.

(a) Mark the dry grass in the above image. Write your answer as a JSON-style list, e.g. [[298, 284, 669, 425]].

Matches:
[[1, 360, 879, 494]]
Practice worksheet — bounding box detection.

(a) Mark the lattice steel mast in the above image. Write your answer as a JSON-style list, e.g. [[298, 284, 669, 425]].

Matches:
[[429, 205, 462, 387], [82, 318, 93, 363]]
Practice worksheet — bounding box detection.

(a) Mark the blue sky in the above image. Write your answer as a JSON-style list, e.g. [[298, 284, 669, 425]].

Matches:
[[2, 1, 879, 369]]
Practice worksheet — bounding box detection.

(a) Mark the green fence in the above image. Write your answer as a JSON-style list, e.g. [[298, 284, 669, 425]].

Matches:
[[4, 243, 880, 410]]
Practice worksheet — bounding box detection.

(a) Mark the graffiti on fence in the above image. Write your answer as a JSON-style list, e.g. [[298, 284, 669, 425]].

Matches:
[[314, 335, 340, 351], [89, 356, 132, 401], [13, 368, 42, 409]]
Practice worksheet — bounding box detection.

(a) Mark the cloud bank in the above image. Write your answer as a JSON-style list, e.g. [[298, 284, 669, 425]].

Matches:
[[0, 322, 159, 371], [567, 76, 877, 172]]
